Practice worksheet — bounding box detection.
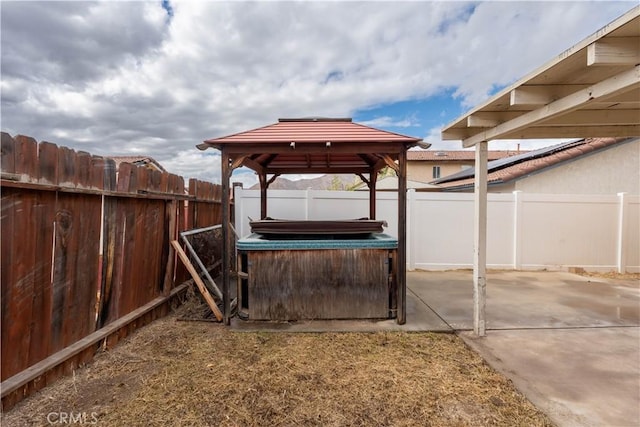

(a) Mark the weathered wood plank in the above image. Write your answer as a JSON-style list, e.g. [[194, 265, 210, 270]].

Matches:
[[137, 166, 149, 194], [73, 191, 101, 338], [89, 156, 105, 190], [245, 248, 392, 321], [6, 187, 38, 378], [116, 162, 134, 193], [14, 135, 38, 181], [38, 142, 58, 185], [1, 132, 16, 174], [149, 169, 162, 193], [120, 198, 138, 316], [132, 199, 148, 308], [145, 200, 164, 299], [104, 158, 117, 191], [159, 171, 170, 193], [162, 201, 177, 295], [76, 151, 92, 189], [51, 206, 73, 352], [1, 189, 17, 380], [105, 203, 127, 324], [29, 197, 55, 368], [57, 146, 77, 187]]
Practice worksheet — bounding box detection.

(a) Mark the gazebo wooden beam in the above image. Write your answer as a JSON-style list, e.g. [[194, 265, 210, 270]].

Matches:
[[221, 149, 231, 325], [397, 149, 407, 324]]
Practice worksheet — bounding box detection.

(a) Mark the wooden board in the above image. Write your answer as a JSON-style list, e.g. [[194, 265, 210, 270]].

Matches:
[[171, 240, 222, 321]]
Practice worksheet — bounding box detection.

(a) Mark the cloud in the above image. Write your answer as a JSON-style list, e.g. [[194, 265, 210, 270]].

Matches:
[[421, 124, 571, 153], [359, 115, 420, 129], [1, 1, 635, 183]]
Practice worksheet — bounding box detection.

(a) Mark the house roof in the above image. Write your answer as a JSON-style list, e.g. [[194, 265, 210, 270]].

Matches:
[[434, 137, 633, 190], [355, 175, 440, 191], [442, 6, 640, 147], [108, 156, 167, 173], [199, 118, 424, 175], [407, 150, 523, 161]]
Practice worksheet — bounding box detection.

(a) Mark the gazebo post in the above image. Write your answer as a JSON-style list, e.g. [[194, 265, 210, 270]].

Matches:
[[221, 149, 231, 325], [369, 170, 377, 220], [397, 150, 407, 324], [259, 173, 268, 219]]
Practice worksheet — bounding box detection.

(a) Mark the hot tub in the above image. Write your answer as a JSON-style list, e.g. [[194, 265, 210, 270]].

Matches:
[[237, 226, 398, 321]]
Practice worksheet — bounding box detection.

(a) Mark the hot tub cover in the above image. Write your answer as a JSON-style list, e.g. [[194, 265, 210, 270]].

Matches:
[[249, 218, 388, 235]]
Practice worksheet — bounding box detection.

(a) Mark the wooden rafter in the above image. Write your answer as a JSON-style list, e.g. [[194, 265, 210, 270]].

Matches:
[[374, 155, 400, 174], [462, 65, 639, 147], [587, 37, 640, 66]]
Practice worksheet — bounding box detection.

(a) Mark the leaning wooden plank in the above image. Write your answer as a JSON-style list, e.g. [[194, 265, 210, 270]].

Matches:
[[171, 240, 223, 321]]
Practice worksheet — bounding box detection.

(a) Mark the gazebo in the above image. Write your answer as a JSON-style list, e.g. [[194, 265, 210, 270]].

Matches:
[[198, 118, 426, 324]]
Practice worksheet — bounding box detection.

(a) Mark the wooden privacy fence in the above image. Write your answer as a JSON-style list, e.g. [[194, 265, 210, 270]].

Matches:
[[0, 132, 224, 409]]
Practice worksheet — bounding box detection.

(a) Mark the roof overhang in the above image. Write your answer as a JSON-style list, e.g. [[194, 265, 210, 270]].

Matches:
[[199, 118, 426, 175], [442, 6, 640, 148]]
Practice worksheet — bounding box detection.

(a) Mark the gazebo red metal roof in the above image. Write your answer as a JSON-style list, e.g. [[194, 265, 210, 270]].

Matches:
[[202, 118, 422, 146], [198, 118, 424, 176]]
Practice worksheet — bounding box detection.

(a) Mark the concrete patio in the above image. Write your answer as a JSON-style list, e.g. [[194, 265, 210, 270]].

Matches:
[[231, 270, 640, 427]]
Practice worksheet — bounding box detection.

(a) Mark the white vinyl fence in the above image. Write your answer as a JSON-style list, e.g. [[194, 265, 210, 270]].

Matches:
[[234, 188, 639, 273]]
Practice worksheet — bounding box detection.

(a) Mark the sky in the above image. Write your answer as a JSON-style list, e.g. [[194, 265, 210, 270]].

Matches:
[[1, 1, 636, 187]]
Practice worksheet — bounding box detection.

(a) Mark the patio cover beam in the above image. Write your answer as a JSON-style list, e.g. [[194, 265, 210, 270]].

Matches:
[[461, 65, 639, 147]]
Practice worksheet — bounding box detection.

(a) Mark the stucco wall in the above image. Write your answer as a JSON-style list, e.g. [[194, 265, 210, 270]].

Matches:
[[408, 161, 471, 182], [513, 138, 639, 195]]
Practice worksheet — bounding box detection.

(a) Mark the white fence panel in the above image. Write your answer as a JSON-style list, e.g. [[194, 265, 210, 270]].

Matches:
[[234, 188, 639, 272], [487, 194, 516, 269], [409, 192, 474, 270], [307, 190, 370, 220], [519, 194, 619, 270]]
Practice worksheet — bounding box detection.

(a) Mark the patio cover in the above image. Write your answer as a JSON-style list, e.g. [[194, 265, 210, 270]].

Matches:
[[440, 6, 639, 336], [443, 7, 639, 146]]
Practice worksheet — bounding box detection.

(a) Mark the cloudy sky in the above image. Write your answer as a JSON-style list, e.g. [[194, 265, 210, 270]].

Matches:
[[1, 1, 636, 186]]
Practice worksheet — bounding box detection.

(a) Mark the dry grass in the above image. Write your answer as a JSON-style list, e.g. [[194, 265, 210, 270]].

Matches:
[[3, 301, 553, 427]]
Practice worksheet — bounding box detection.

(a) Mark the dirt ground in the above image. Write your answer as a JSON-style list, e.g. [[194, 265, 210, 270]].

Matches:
[[577, 270, 640, 281], [3, 302, 553, 427]]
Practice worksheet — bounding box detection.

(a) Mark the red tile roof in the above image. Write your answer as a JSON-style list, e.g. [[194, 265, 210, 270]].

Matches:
[[407, 150, 523, 161], [203, 118, 422, 147], [436, 138, 630, 189]]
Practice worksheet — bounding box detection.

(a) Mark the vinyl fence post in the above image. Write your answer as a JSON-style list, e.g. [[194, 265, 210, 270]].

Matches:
[[617, 192, 628, 273], [512, 191, 522, 270], [407, 188, 416, 271]]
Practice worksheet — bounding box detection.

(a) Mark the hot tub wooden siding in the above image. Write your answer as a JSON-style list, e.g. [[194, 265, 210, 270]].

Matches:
[[238, 245, 397, 321]]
